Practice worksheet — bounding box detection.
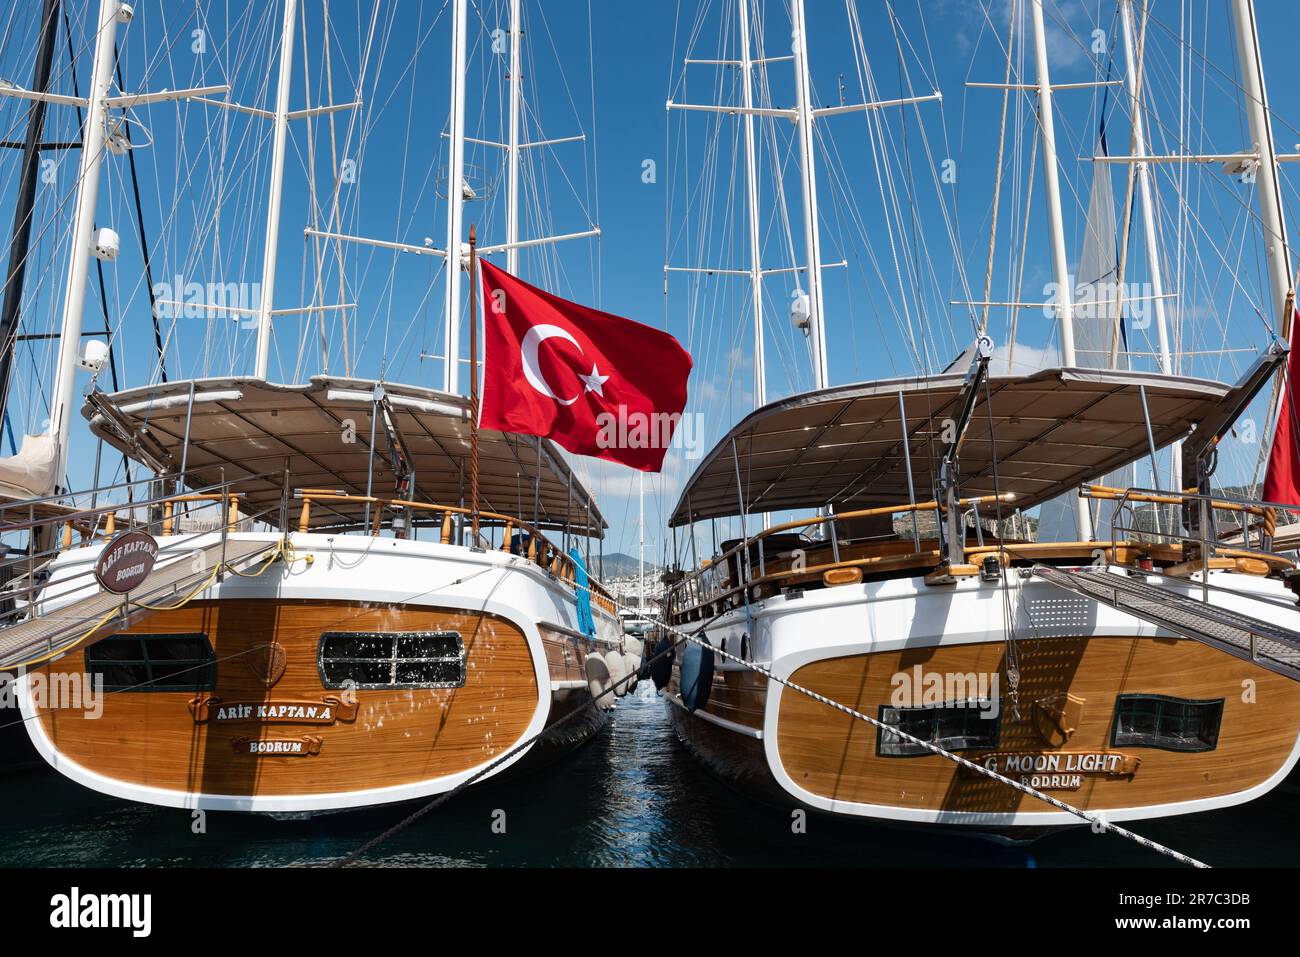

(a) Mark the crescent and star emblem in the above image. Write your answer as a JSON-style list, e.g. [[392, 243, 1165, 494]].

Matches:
[[519, 322, 608, 405]]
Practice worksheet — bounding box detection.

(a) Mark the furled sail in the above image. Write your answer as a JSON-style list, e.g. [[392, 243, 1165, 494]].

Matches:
[[1036, 151, 1132, 541], [0, 432, 57, 499]]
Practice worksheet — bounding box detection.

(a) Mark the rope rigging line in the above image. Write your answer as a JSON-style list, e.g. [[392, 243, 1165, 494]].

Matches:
[[327, 601, 727, 869], [675, 610, 1208, 867], [329, 569, 1210, 869], [978, 0, 1016, 340]]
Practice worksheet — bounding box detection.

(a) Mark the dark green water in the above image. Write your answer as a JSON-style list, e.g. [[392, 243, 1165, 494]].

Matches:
[[1, 685, 1297, 867]]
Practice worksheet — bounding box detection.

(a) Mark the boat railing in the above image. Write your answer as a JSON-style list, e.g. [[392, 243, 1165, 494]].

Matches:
[[666, 493, 1015, 621], [2, 467, 622, 629], [1086, 484, 1300, 601], [666, 486, 1300, 622], [291, 489, 617, 614], [1084, 484, 1289, 550], [0, 469, 282, 626]]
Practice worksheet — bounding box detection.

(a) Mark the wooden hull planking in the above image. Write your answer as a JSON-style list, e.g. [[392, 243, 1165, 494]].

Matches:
[[24, 595, 614, 811], [667, 634, 1300, 831]]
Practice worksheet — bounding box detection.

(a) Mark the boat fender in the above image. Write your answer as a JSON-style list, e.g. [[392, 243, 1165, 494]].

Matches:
[[679, 638, 714, 712], [584, 653, 612, 707], [649, 636, 675, 690], [620, 651, 640, 694], [606, 647, 631, 696]]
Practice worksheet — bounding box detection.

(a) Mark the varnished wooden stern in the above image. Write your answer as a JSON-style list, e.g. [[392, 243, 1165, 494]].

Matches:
[[668, 613, 1300, 836], [22, 592, 614, 812]]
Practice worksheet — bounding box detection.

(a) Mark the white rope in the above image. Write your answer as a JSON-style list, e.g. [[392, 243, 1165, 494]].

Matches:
[[680, 627, 1206, 866], [315, 533, 1208, 869], [588, 581, 1210, 868]]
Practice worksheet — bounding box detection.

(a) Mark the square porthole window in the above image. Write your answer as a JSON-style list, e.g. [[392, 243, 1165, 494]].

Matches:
[[1112, 694, 1223, 752], [85, 633, 216, 691], [318, 631, 466, 689], [876, 701, 1001, 758]]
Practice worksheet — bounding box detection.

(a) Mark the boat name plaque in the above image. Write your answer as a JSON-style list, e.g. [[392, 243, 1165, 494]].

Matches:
[[964, 751, 1141, 790], [94, 530, 159, 594], [189, 694, 358, 725], [231, 735, 323, 757]]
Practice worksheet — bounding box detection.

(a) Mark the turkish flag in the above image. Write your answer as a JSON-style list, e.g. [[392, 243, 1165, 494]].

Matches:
[[478, 259, 693, 472], [1263, 310, 1300, 505]]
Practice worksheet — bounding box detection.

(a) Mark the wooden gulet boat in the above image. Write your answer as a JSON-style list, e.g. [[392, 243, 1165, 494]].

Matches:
[[0, 0, 635, 814], [15, 377, 631, 812], [655, 0, 1300, 844], [660, 358, 1300, 838]]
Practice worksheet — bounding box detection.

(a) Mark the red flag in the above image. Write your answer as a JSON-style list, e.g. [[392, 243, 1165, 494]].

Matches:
[[478, 259, 693, 472], [1264, 310, 1300, 505]]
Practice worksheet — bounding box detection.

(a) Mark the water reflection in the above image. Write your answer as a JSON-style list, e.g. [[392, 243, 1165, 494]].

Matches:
[[0, 684, 1296, 867]]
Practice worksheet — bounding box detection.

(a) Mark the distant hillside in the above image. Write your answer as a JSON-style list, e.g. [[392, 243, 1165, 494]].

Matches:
[[600, 552, 663, 577]]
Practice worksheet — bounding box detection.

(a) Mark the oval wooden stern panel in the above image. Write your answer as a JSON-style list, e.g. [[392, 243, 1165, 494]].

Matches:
[[33, 599, 540, 798], [774, 635, 1300, 815]]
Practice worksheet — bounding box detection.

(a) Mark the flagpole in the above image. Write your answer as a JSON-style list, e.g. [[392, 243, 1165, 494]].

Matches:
[[469, 223, 480, 544]]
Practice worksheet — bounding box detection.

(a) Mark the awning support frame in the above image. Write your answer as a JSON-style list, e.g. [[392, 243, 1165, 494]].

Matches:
[[937, 336, 993, 569], [1180, 342, 1288, 549]]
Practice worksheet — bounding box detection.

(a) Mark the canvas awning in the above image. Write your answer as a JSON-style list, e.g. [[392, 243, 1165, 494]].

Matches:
[[669, 367, 1242, 527], [83, 376, 606, 537]]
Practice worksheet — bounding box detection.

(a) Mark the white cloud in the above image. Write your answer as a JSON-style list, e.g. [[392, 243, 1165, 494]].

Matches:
[[998, 0, 1090, 71], [994, 341, 1060, 374], [571, 453, 686, 501]]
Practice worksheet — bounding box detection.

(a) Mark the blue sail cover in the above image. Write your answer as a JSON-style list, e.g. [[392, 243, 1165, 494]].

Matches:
[[570, 548, 596, 638]]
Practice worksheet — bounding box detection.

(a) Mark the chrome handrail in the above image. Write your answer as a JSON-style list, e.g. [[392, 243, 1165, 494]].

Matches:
[[1095, 485, 1297, 559], [0, 470, 281, 624], [0, 469, 278, 537]]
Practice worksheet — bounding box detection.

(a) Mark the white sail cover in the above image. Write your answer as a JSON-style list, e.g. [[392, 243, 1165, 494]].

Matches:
[[0, 432, 57, 499]]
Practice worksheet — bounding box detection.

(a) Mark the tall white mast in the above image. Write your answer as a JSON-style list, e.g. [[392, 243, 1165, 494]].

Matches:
[[48, 0, 125, 476], [1119, 0, 1172, 376], [506, 0, 523, 276], [443, 0, 469, 394], [738, 0, 765, 404], [253, 0, 298, 380], [300, 0, 594, 379], [1030, 0, 1090, 538], [1119, 0, 1179, 496], [791, 0, 829, 391], [666, 2, 936, 396], [1030, 0, 1077, 368], [1231, 0, 1292, 327]]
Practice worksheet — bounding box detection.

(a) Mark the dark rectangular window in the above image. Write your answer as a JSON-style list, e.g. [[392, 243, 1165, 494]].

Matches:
[[876, 701, 1001, 758], [1112, 694, 1224, 752], [318, 631, 465, 689], [85, 633, 216, 691]]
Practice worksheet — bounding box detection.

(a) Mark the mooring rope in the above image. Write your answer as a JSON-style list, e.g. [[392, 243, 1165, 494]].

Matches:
[[335, 579, 1209, 869], [327, 620, 698, 868], [680, 621, 1209, 868]]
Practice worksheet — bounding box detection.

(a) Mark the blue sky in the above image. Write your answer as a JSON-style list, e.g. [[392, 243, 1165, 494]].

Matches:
[[3, 1, 1300, 559]]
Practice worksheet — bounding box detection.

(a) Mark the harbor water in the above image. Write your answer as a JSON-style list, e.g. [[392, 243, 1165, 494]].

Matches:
[[2, 683, 1298, 868]]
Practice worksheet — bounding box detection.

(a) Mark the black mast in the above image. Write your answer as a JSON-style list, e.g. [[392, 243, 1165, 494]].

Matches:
[[0, 0, 63, 425]]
